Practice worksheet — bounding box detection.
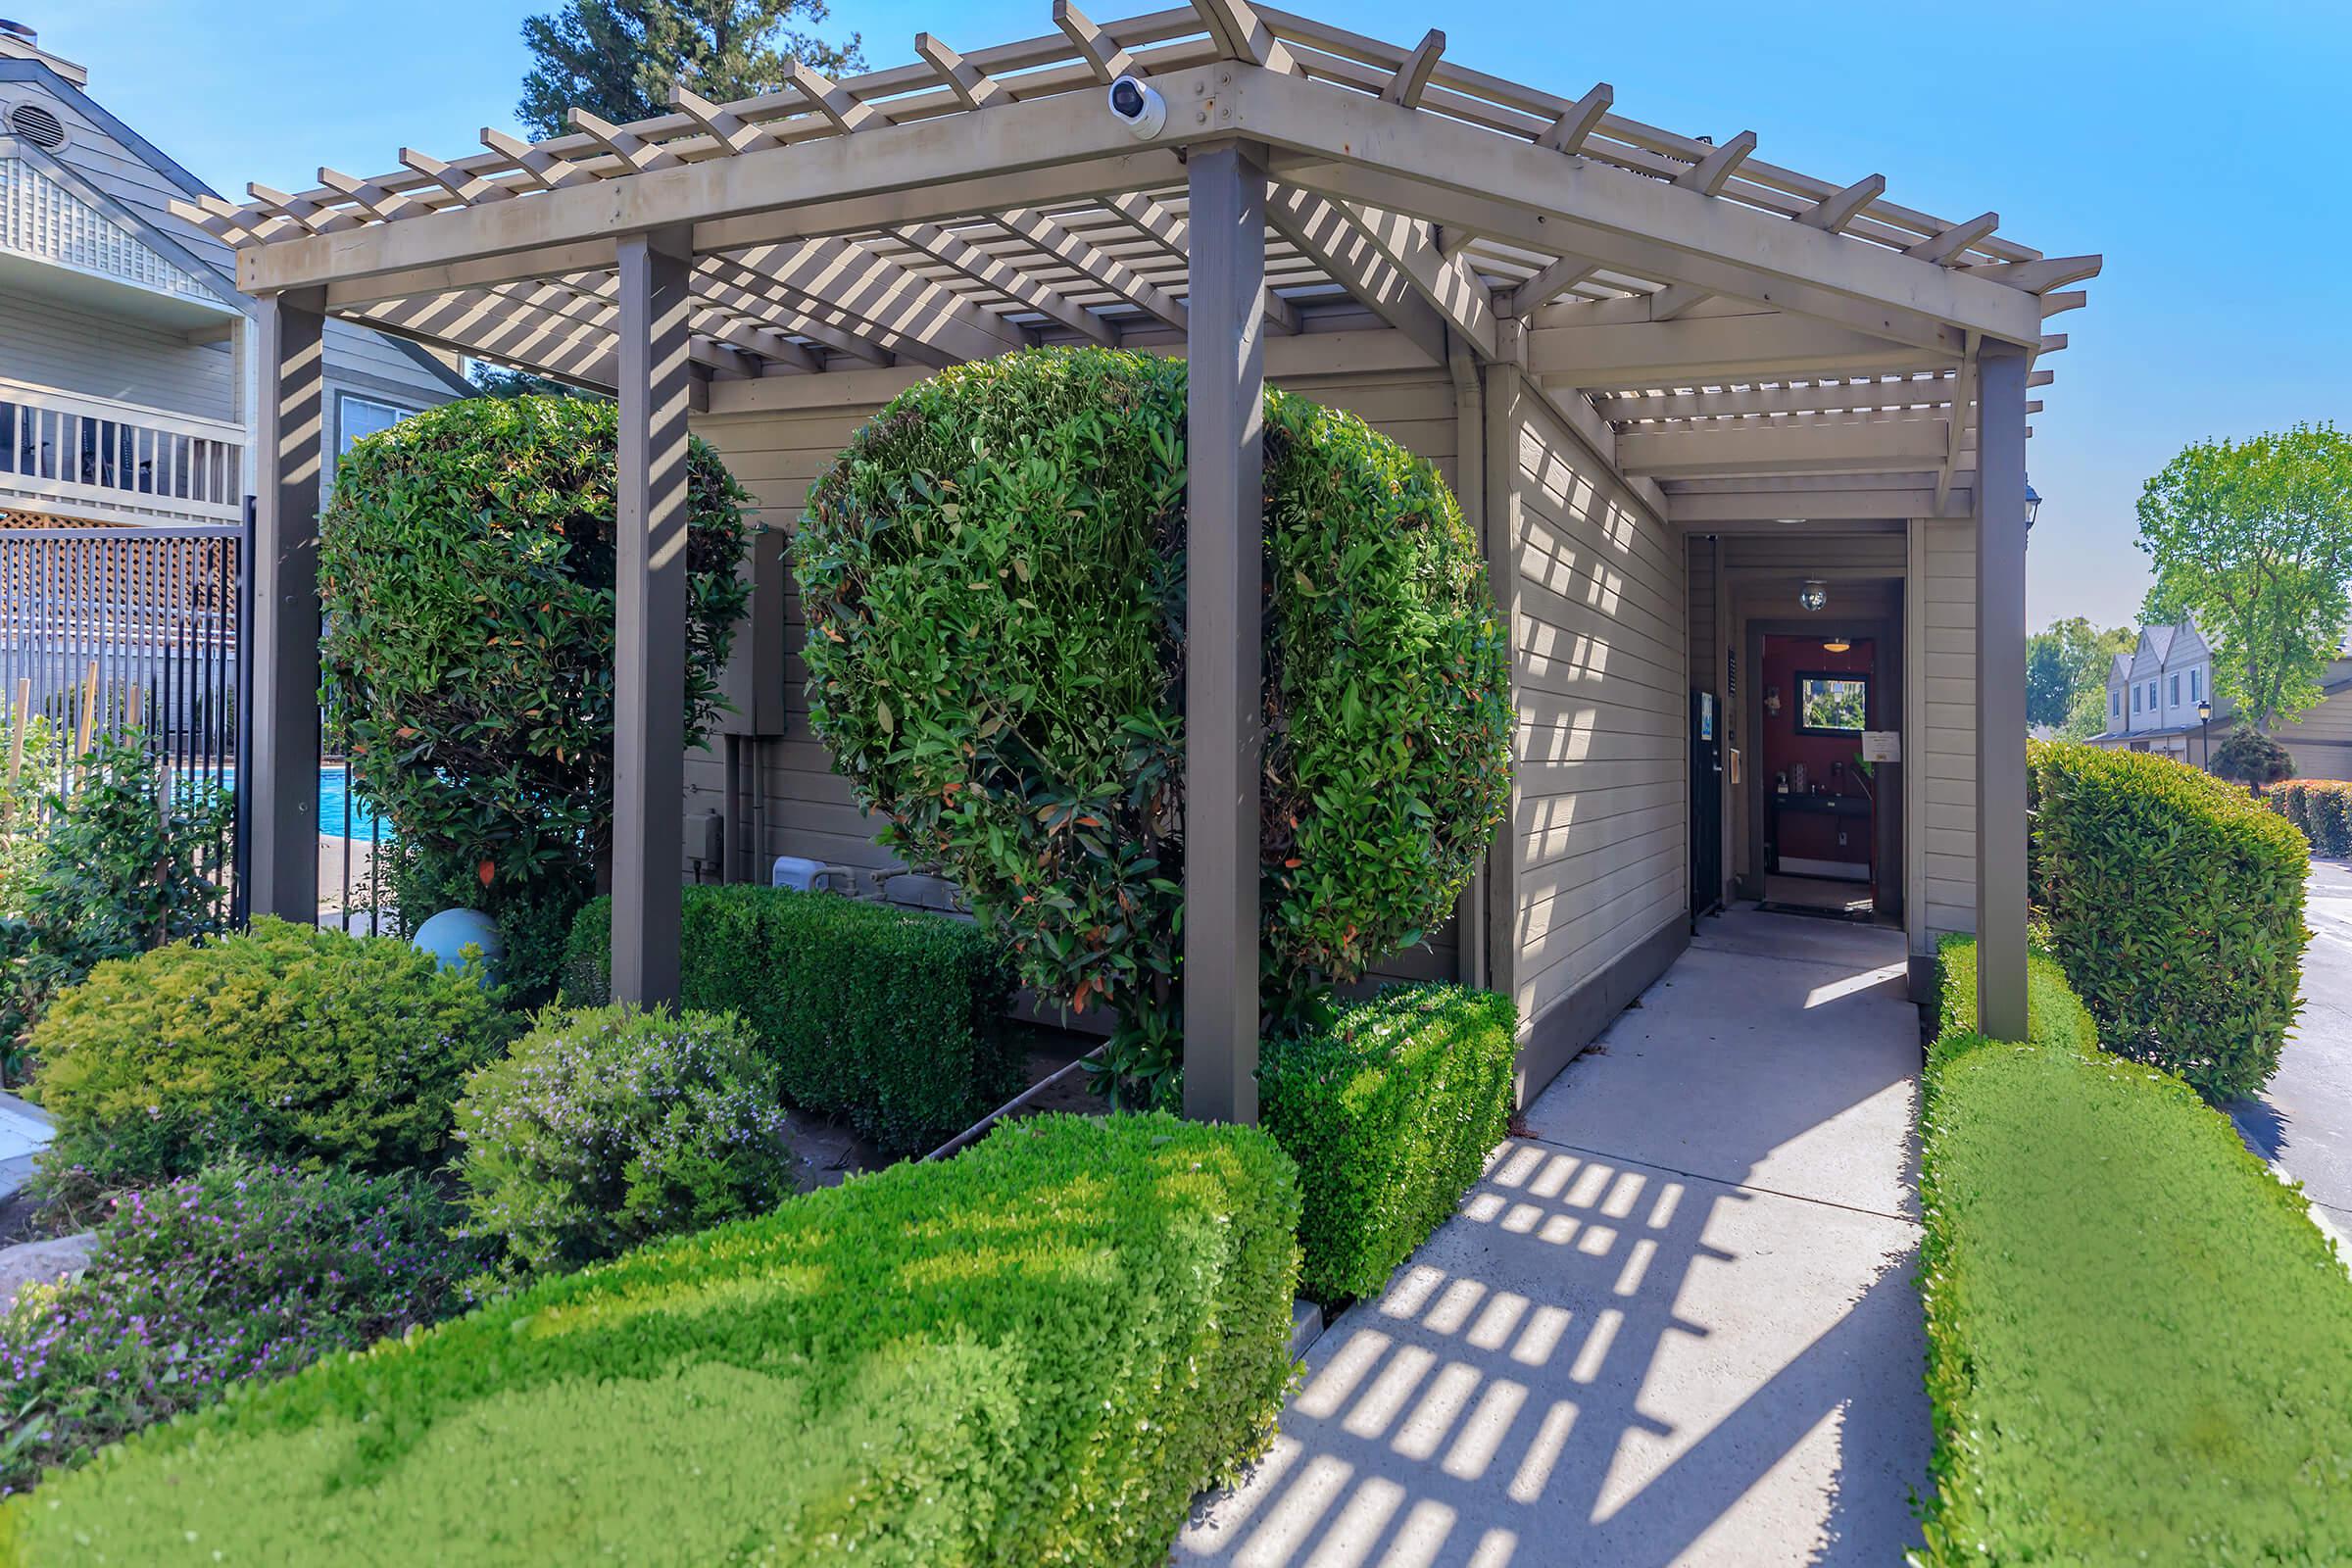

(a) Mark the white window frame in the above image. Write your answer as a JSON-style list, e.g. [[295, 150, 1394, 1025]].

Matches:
[[336, 392, 417, 457]]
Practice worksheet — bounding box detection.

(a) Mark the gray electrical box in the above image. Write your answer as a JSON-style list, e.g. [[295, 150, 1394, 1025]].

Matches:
[[712, 524, 789, 738]]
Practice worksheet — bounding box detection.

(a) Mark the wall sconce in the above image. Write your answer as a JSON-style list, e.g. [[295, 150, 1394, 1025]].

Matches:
[[1798, 579, 1828, 612]]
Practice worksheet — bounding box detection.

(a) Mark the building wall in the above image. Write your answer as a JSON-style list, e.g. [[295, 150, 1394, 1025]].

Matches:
[[0, 279, 233, 419], [684, 363, 1468, 987], [1501, 386, 1688, 1090], [1906, 516, 1978, 955]]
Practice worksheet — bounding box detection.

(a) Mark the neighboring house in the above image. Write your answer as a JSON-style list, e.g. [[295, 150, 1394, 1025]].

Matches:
[[0, 18, 468, 533], [2088, 616, 2352, 779], [2086, 619, 2212, 762]]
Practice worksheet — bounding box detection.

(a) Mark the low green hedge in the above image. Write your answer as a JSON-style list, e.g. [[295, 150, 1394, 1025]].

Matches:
[[1916, 938, 2352, 1563], [1260, 983, 1517, 1302], [2278, 778, 2352, 858], [2027, 740, 2308, 1101], [1930, 932, 2097, 1067], [0, 1113, 1301, 1566], [564, 886, 1021, 1155]]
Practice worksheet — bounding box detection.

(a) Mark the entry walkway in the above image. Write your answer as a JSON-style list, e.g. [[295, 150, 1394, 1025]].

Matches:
[[1180, 908, 1929, 1567]]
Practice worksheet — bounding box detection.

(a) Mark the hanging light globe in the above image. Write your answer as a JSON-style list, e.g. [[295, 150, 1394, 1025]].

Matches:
[[1798, 579, 1829, 613]]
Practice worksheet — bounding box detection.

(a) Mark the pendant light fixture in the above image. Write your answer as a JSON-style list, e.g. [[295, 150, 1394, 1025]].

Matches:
[[1798, 579, 1828, 612], [1823, 634, 1852, 654]]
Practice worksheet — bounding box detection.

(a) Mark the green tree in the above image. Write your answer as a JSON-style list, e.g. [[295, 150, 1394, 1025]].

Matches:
[[2137, 423, 2352, 730], [2025, 616, 2134, 735], [516, 0, 863, 140]]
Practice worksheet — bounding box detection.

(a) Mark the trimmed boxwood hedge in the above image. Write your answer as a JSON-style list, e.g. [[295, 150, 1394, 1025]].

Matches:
[[0, 1113, 1301, 1567], [563, 886, 1020, 1155], [1916, 938, 2352, 1564], [2278, 778, 2352, 858], [1260, 983, 1517, 1302], [2027, 740, 2308, 1101], [796, 347, 1512, 1101]]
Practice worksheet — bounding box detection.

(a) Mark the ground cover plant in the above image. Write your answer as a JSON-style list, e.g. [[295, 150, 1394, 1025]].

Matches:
[[0, 1113, 1301, 1567], [796, 347, 1512, 1102], [1260, 982, 1517, 1301], [0, 1159, 482, 1494], [2027, 739, 2308, 1100], [318, 394, 753, 1000], [564, 885, 1020, 1155], [26, 917, 516, 1187], [454, 1004, 795, 1278], [1914, 936, 2352, 1564]]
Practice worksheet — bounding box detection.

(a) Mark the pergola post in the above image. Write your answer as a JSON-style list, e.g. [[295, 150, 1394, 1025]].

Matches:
[[1975, 341, 2031, 1041], [247, 287, 325, 924], [1181, 141, 1268, 1126], [610, 227, 695, 1005]]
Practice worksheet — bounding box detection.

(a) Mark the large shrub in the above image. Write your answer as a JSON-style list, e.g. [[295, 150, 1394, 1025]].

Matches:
[[1916, 941, 2352, 1564], [0, 1159, 482, 1494], [455, 1004, 795, 1278], [27, 917, 516, 1185], [1260, 982, 1518, 1302], [0, 1114, 1301, 1566], [2027, 740, 2308, 1101], [797, 348, 1512, 1101], [2288, 778, 2352, 858], [564, 885, 1021, 1156], [2211, 725, 2295, 793], [318, 395, 751, 926]]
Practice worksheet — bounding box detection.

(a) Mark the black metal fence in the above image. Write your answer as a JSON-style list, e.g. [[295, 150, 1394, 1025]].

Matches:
[[1, 518, 396, 939]]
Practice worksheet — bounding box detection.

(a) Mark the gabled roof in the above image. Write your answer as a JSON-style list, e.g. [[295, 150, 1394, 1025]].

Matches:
[[2108, 651, 2132, 685], [0, 54, 472, 397]]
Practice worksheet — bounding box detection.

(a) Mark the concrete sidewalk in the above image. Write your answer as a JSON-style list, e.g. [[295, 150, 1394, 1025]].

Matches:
[[1180, 908, 1929, 1568]]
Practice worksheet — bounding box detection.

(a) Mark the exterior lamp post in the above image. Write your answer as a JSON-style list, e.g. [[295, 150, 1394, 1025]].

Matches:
[[2024, 482, 2041, 530], [2198, 697, 2212, 771]]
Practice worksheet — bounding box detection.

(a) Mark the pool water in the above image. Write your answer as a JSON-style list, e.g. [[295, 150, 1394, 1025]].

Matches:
[[187, 764, 383, 841]]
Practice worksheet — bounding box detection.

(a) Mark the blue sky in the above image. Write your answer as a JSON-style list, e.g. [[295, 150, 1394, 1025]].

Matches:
[[36, 1, 2352, 631]]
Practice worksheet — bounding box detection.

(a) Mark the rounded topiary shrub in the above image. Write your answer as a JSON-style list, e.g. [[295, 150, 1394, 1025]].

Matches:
[[27, 917, 518, 1186], [318, 395, 752, 963], [453, 1004, 795, 1277], [797, 348, 1511, 1099], [2210, 726, 2295, 794], [2028, 741, 2308, 1101]]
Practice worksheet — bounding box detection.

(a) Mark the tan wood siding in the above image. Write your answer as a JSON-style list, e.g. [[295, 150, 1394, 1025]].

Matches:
[[686, 368, 1467, 984], [1507, 393, 1687, 1026], [1910, 516, 1977, 948]]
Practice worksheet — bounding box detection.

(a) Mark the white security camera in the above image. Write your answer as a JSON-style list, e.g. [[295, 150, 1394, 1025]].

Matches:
[[1106, 74, 1166, 139]]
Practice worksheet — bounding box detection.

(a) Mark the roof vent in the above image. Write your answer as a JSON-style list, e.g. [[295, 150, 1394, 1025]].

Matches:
[[8, 102, 64, 150]]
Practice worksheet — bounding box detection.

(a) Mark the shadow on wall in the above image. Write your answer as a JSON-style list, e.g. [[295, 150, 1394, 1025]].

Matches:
[[1179, 919, 1926, 1566]]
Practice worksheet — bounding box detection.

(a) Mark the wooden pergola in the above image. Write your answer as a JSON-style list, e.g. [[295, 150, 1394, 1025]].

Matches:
[[185, 0, 2093, 1115]]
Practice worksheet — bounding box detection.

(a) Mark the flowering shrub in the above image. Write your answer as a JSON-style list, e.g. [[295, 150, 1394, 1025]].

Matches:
[[28, 916, 517, 1186], [454, 1004, 795, 1278], [0, 1159, 482, 1494]]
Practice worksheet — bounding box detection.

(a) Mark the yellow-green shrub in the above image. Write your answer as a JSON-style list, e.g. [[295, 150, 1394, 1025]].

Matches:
[[2027, 740, 2308, 1100], [27, 917, 516, 1185], [1260, 983, 1516, 1301], [1916, 938, 2352, 1565], [0, 1114, 1301, 1567]]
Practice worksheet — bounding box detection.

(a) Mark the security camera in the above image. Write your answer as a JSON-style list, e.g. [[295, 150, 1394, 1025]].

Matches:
[[1106, 74, 1166, 139]]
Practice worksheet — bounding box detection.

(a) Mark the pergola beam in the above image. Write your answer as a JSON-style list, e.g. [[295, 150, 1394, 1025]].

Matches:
[[1618, 416, 1951, 479], [1529, 307, 1950, 389], [1265, 185, 1446, 364]]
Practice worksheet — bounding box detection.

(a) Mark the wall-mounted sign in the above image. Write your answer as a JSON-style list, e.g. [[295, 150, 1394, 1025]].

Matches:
[[1861, 730, 1901, 763]]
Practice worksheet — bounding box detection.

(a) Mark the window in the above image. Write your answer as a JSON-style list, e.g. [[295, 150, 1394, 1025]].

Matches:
[[337, 395, 415, 456], [2192, 668, 2201, 703], [2112, 687, 2121, 718], [2148, 681, 2158, 711], [2132, 685, 2141, 713], [1795, 672, 1868, 735], [2171, 673, 2180, 705]]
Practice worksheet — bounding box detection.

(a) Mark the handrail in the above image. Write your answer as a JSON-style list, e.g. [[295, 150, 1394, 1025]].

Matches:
[[0, 376, 243, 445]]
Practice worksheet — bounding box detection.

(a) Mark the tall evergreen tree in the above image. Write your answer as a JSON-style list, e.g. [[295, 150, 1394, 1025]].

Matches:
[[516, 0, 863, 140]]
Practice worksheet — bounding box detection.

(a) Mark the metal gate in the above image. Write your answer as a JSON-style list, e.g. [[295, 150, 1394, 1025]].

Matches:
[[1, 516, 398, 939]]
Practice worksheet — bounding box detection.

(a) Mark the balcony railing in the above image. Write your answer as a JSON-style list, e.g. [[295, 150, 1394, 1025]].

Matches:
[[0, 380, 244, 523]]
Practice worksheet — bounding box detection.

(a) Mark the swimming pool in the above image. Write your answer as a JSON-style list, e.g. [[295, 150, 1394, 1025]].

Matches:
[[192, 764, 383, 841]]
